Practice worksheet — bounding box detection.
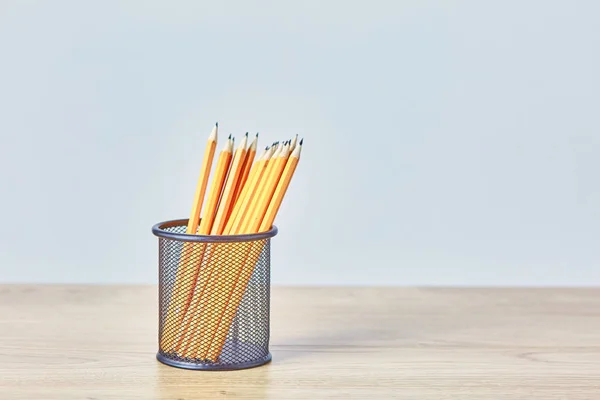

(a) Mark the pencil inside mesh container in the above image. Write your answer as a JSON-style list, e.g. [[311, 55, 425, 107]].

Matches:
[[152, 218, 277, 371]]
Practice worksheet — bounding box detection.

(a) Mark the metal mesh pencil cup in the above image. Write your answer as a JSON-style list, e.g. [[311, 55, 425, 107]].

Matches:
[[152, 219, 277, 370]]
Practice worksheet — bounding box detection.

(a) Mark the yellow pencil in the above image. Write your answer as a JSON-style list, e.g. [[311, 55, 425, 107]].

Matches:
[[239, 142, 283, 233], [205, 140, 302, 360], [173, 136, 233, 355], [231, 133, 258, 208], [242, 140, 290, 233], [159, 124, 217, 352], [225, 145, 274, 235], [189, 146, 275, 359], [211, 133, 248, 235]]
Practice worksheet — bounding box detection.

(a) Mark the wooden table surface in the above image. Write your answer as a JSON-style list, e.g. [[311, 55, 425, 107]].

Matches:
[[1, 286, 599, 399]]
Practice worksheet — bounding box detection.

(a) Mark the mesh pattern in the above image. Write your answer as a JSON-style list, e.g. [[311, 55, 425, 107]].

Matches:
[[155, 221, 272, 370]]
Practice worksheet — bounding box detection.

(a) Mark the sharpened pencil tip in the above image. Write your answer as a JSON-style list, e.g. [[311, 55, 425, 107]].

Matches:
[[215, 122, 218, 127], [245, 132, 248, 136], [228, 134, 231, 139], [256, 132, 259, 137], [300, 138, 303, 145]]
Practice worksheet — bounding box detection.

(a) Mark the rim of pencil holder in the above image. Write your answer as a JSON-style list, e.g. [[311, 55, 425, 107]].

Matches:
[[152, 218, 278, 371], [152, 218, 278, 242]]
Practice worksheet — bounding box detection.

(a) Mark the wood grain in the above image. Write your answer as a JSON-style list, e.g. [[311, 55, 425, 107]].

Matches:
[[0, 285, 599, 399]]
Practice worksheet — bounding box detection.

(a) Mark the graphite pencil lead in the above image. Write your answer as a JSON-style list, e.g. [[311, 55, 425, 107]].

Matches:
[[299, 138, 303, 145]]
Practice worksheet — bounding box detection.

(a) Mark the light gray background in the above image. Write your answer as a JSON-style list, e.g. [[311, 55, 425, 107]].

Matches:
[[1, 1, 598, 285]]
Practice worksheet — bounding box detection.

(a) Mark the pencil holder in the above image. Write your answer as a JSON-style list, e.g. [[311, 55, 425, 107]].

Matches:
[[152, 219, 277, 370]]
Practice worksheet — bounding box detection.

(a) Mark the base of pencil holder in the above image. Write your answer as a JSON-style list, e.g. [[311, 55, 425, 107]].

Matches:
[[157, 347, 272, 371]]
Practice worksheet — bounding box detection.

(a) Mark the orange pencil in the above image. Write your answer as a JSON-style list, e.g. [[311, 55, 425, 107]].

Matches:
[[242, 140, 290, 233], [186, 123, 218, 234], [188, 146, 274, 359], [224, 145, 274, 235], [172, 136, 233, 354], [202, 141, 292, 360], [230, 133, 258, 210], [198, 135, 233, 235], [177, 134, 250, 355], [159, 123, 217, 352], [211, 133, 248, 235], [259, 139, 302, 232], [205, 140, 303, 360], [240, 142, 282, 233]]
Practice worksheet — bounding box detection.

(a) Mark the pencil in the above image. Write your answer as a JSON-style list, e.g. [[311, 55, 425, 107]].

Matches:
[[205, 139, 303, 360], [172, 136, 234, 355], [259, 139, 302, 232], [240, 142, 283, 233], [198, 136, 234, 235], [242, 140, 290, 233], [159, 124, 217, 351], [187, 123, 218, 234], [188, 146, 275, 359], [289, 134, 298, 153], [211, 133, 248, 235], [201, 141, 293, 360], [231, 133, 258, 208], [224, 145, 273, 235], [176, 134, 249, 356]]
